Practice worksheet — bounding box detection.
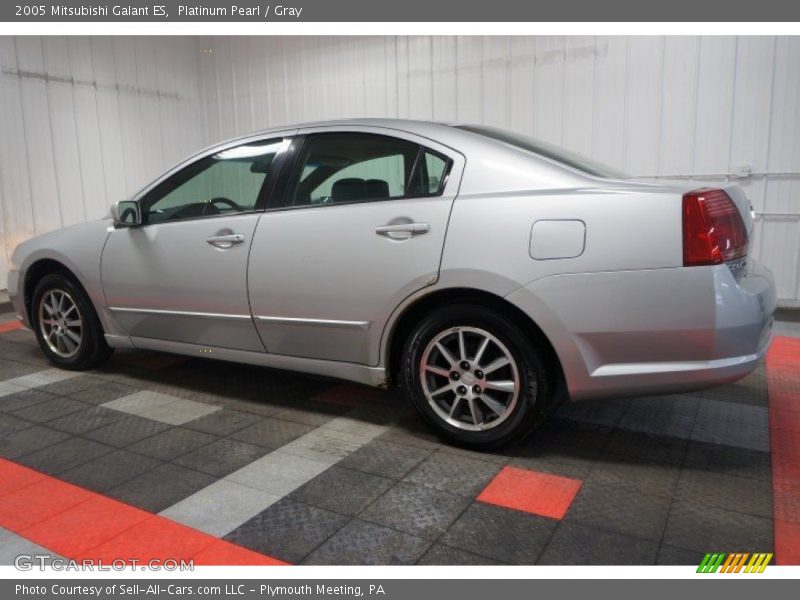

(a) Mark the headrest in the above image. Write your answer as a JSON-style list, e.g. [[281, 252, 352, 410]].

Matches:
[[366, 179, 390, 199], [332, 178, 366, 202]]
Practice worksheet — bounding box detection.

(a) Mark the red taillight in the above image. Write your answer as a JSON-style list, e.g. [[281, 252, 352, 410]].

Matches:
[[682, 188, 748, 267]]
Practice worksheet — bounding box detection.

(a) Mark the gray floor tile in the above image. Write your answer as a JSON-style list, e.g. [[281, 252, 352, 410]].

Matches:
[[538, 522, 659, 565], [127, 427, 217, 461], [83, 415, 171, 447], [683, 440, 772, 482], [173, 438, 270, 478], [225, 450, 329, 496], [102, 390, 220, 425], [69, 382, 140, 405], [510, 443, 598, 480], [656, 544, 707, 565], [586, 455, 681, 498], [691, 399, 769, 452], [303, 519, 430, 565], [618, 395, 700, 439], [224, 498, 349, 563], [0, 388, 62, 413], [0, 527, 64, 565], [338, 440, 433, 480], [288, 465, 393, 517], [59, 449, 163, 492], [183, 409, 264, 436], [16, 436, 115, 475], [106, 463, 216, 512], [361, 482, 470, 540], [663, 500, 773, 553], [0, 413, 33, 437], [674, 469, 772, 519], [404, 451, 501, 497], [440, 502, 557, 564], [229, 417, 315, 449], [45, 406, 126, 435], [10, 396, 88, 423], [0, 424, 71, 458], [417, 543, 502, 565]]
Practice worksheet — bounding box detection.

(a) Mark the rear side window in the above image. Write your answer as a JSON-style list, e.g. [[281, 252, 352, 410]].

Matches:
[[287, 133, 450, 207]]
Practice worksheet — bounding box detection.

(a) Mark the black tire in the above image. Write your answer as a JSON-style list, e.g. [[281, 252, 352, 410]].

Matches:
[[31, 272, 113, 370], [401, 303, 551, 448]]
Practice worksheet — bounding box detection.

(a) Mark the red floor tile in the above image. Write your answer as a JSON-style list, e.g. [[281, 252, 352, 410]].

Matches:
[[192, 540, 290, 566], [775, 520, 800, 566], [0, 320, 23, 333], [0, 477, 94, 532], [477, 465, 582, 520], [0, 458, 47, 497]]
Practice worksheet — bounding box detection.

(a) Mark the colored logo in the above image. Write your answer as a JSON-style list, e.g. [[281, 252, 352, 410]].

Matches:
[[697, 552, 772, 573]]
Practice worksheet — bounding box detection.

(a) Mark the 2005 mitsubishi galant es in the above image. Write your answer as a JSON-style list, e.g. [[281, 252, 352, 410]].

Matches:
[[8, 119, 776, 447]]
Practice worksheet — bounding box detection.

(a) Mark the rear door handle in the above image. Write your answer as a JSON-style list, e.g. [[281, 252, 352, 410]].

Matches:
[[375, 223, 430, 240], [206, 233, 244, 249]]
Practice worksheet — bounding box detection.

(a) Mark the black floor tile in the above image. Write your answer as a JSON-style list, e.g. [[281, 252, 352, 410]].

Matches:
[[618, 395, 700, 439], [338, 440, 433, 480], [662, 500, 773, 553], [605, 429, 689, 465], [38, 375, 101, 397], [683, 441, 772, 482], [45, 406, 126, 435], [404, 451, 501, 497], [0, 424, 71, 458], [224, 498, 349, 564], [0, 413, 32, 437], [674, 469, 772, 519], [586, 454, 681, 498], [538, 522, 659, 565], [374, 416, 443, 450], [173, 438, 269, 478], [564, 480, 672, 542], [303, 519, 430, 565], [83, 415, 171, 447], [183, 409, 264, 436], [535, 417, 613, 453], [440, 502, 557, 564], [656, 544, 707, 566], [17, 436, 116, 475], [10, 396, 88, 423], [288, 465, 393, 517], [360, 482, 470, 540], [127, 428, 217, 461], [68, 382, 139, 405], [510, 442, 598, 480], [0, 359, 41, 380], [229, 417, 315, 449], [0, 389, 61, 414], [417, 543, 502, 565], [105, 463, 216, 512], [59, 449, 163, 492]]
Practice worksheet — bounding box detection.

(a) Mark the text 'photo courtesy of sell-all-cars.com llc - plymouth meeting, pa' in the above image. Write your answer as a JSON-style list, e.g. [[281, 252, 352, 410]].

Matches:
[[7, 119, 776, 448]]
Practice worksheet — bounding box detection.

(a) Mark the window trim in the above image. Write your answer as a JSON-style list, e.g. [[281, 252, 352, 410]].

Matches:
[[268, 132, 454, 212], [135, 136, 292, 227]]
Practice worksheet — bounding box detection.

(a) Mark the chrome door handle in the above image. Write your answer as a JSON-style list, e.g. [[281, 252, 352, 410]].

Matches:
[[375, 223, 430, 240], [206, 233, 244, 248]]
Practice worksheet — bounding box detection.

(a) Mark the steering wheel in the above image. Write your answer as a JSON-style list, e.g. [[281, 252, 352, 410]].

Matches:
[[206, 197, 242, 213]]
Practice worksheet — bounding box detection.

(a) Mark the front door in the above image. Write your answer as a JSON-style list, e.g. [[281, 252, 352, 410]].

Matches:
[[102, 137, 289, 352], [247, 129, 464, 365]]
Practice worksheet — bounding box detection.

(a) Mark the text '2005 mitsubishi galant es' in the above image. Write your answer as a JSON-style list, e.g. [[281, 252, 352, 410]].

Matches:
[[8, 119, 776, 447]]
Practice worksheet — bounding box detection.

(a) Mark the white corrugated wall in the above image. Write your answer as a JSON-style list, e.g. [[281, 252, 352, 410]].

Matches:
[[0, 35, 206, 287], [2, 36, 799, 305]]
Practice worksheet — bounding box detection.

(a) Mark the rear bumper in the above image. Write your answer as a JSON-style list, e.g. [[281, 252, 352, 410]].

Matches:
[[507, 259, 776, 401]]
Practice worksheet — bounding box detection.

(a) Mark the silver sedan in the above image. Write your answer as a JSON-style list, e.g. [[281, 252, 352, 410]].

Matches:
[[7, 119, 776, 447]]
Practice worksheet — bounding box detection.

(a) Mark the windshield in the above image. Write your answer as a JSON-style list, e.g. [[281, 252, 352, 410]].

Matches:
[[455, 125, 629, 179]]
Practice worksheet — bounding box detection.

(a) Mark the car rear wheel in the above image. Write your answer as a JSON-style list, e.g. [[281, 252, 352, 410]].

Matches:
[[401, 304, 550, 448], [32, 273, 113, 370]]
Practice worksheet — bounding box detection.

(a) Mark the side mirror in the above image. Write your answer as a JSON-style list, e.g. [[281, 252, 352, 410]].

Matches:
[[111, 200, 142, 228]]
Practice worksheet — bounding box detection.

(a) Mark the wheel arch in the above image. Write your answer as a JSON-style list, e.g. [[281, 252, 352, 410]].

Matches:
[[23, 258, 87, 325], [385, 287, 567, 399]]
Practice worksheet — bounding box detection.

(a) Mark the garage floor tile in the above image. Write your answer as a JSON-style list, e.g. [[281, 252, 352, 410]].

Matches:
[[160, 479, 281, 537], [538, 522, 659, 565], [45, 406, 126, 435], [173, 438, 270, 478], [691, 399, 770, 452], [417, 543, 501, 565], [338, 440, 432, 480], [287, 465, 393, 517], [0, 413, 32, 437], [510, 443, 598, 480], [224, 498, 349, 563], [360, 481, 471, 540], [0, 388, 62, 413], [83, 415, 171, 447], [618, 395, 700, 439], [662, 500, 773, 553], [303, 519, 430, 565], [684, 440, 772, 482], [586, 455, 681, 498], [183, 409, 264, 436], [656, 544, 707, 565], [127, 428, 217, 461], [16, 437, 116, 476], [106, 463, 217, 513], [604, 429, 689, 465], [674, 469, 772, 519], [404, 451, 502, 497], [225, 450, 328, 496], [0, 527, 64, 565], [229, 417, 315, 449], [68, 382, 140, 405], [102, 391, 220, 425], [440, 502, 557, 564], [0, 425, 71, 459], [59, 449, 163, 493], [564, 480, 671, 541], [10, 396, 88, 423]]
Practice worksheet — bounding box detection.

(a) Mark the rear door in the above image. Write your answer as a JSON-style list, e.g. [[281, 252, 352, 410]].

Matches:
[[247, 127, 464, 365]]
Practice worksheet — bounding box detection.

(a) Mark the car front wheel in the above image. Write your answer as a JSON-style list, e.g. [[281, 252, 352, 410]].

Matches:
[[32, 273, 113, 370], [401, 304, 550, 448]]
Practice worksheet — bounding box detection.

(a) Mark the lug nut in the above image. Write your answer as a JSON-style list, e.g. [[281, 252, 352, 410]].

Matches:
[[460, 361, 470, 370], [474, 369, 484, 379], [450, 371, 460, 381], [472, 385, 482, 395], [456, 385, 467, 395]]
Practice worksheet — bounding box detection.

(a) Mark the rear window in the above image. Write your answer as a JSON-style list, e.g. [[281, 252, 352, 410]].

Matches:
[[455, 125, 628, 179]]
